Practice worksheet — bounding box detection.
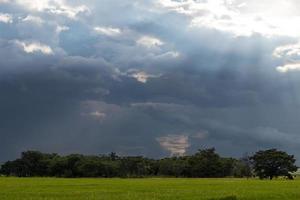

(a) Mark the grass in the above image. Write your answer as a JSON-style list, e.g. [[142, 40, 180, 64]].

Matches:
[[0, 177, 299, 200]]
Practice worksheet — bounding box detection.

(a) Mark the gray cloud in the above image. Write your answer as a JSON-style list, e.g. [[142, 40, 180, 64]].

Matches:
[[1, 0, 300, 162]]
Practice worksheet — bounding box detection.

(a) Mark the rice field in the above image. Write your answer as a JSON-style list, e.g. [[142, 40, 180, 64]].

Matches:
[[0, 177, 299, 200]]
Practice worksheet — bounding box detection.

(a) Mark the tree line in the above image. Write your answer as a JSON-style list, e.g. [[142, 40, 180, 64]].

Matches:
[[0, 148, 297, 179]]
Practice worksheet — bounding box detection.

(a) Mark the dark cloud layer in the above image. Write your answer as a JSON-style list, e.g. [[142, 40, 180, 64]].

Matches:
[[1, 0, 300, 162]]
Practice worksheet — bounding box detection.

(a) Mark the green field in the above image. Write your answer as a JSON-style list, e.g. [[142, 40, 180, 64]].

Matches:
[[0, 178, 299, 200]]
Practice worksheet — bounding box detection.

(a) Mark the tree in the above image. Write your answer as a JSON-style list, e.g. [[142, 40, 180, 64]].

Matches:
[[75, 156, 105, 177], [20, 151, 55, 176], [158, 157, 188, 177], [251, 149, 298, 180], [189, 148, 224, 177], [2, 148, 296, 178], [0, 151, 56, 177], [233, 154, 253, 178]]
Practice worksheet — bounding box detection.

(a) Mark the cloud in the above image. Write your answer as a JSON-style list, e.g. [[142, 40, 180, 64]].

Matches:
[[273, 42, 300, 58], [192, 130, 209, 139], [15, 41, 53, 55], [274, 42, 300, 73], [0, 13, 13, 23], [22, 15, 44, 25], [276, 63, 300, 73], [81, 111, 107, 121], [130, 72, 158, 83], [15, 0, 51, 11], [126, 70, 161, 83], [94, 26, 121, 36], [253, 127, 300, 146], [13, 0, 89, 19], [56, 25, 69, 34], [137, 36, 164, 48], [1, 0, 300, 162], [157, 0, 300, 37], [159, 51, 180, 58], [157, 134, 190, 156]]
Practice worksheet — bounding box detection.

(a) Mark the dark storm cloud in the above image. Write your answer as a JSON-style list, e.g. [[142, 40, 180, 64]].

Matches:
[[1, 0, 300, 162]]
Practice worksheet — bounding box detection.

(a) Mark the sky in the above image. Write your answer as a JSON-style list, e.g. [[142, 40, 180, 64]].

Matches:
[[1, 0, 300, 161]]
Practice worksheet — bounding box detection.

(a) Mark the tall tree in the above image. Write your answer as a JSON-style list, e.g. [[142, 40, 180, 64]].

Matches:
[[251, 149, 298, 180]]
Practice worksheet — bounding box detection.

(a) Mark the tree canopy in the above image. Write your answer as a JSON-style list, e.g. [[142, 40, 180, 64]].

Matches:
[[251, 149, 298, 180], [0, 148, 297, 179]]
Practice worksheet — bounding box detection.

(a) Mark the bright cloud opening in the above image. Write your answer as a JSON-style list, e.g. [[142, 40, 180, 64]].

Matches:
[[0, 13, 13, 23], [157, 134, 190, 156], [16, 41, 53, 55], [158, 0, 300, 38], [126, 69, 161, 83]]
